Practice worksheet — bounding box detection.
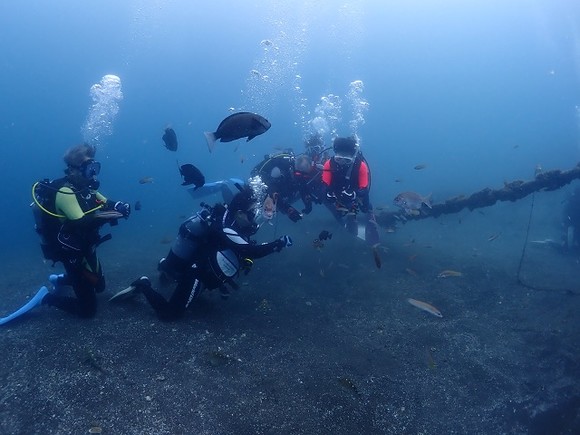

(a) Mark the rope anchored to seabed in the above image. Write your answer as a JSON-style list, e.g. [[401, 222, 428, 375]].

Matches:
[[376, 163, 580, 228]]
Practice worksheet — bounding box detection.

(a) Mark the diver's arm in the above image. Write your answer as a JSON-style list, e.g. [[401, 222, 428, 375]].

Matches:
[[220, 227, 284, 259], [55, 188, 101, 228]]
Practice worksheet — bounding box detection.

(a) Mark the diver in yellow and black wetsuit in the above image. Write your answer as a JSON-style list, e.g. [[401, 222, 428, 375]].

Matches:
[[34, 143, 131, 318]]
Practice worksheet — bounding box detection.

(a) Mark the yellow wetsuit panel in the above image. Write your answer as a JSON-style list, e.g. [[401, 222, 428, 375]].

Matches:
[[55, 187, 107, 220]]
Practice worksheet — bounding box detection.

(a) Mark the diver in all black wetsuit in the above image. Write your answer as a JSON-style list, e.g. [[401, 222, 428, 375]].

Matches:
[[123, 185, 293, 321]]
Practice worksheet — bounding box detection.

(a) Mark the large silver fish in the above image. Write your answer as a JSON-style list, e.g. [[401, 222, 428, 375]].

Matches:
[[204, 112, 271, 152], [393, 191, 432, 215]]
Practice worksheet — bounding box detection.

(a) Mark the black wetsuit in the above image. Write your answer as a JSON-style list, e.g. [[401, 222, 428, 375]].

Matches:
[[251, 152, 325, 220], [40, 177, 118, 318], [141, 205, 285, 321]]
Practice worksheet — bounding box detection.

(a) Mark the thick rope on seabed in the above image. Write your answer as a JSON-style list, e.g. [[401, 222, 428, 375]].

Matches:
[[376, 163, 580, 228]]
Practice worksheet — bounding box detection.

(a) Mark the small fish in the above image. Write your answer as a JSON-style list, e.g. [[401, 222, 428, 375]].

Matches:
[[487, 233, 501, 242], [162, 127, 178, 151], [82, 348, 105, 373], [426, 347, 437, 369], [337, 377, 360, 397], [394, 178, 403, 183], [437, 269, 463, 278], [414, 163, 427, 170], [408, 298, 443, 318], [372, 245, 381, 269], [139, 177, 154, 184], [179, 163, 205, 188], [530, 238, 558, 245], [408, 254, 418, 262], [204, 112, 271, 152], [261, 194, 276, 220], [313, 239, 324, 249], [405, 267, 418, 277], [318, 230, 332, 241], [134, 200, 142, 211], [393, 191, 432, 215]]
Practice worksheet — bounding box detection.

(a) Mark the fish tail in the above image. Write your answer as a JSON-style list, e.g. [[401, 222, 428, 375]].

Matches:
[[204, 131, 216, 152], [423, 192, 433, 209]]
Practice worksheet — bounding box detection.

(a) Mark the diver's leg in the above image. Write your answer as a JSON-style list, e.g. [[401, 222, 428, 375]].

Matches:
[[43, 255, 97, 318], [137, 272, 201, 321]]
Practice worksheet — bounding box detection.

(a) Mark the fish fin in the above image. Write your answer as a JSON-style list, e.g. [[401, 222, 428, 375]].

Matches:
[[204, 131, 216, 152], [423, 193, 433, 209], [247, 134, 257, 142]]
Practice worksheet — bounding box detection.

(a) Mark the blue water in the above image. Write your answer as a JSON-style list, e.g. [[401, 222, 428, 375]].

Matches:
[[1, 1, 579, 252], [1, 2, 580, 432]]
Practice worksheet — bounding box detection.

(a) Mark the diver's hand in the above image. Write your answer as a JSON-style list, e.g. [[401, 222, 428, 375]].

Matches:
[[287, 206, 302, 222], [274, 235, 293, 251], [114, 201, 131, 218], [341, 189, 356, 201]]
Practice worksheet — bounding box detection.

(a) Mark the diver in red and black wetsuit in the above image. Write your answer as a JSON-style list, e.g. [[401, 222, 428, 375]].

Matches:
[[322, 136, 380, 245]]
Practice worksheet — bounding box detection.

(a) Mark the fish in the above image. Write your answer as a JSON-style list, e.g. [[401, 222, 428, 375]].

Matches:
[[204, 112, 271, 152], [139, 177, 154, 184], [437, 269, 463, 278], [530, 238, 559, 246], [162, 127, 178, 151], [393, 191, 432, 215], [487, 233, 501, 242], [94, 210, 124, 220], [408, 298, 443, 318], [179, 163, 205, 188], [312, 239, 324, 249], [261, 194, 276, 220], [134, 200, 142, 211], [318, 230, 332, 241], [414, 163, 427, 170], [337, 377, 360, 398], [372, 245, 381, 269]]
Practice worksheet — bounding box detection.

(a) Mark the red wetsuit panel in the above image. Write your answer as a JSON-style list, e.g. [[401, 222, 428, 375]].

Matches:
[[358, 161, 369, 189], [322, 160, 332, 186]]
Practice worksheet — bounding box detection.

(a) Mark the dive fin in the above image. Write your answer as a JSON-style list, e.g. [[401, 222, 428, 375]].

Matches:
[[204, 131, 217, 152], [0, 286, 49, 326], [108, 285, 138, 302], [357, 224, 366, 241]]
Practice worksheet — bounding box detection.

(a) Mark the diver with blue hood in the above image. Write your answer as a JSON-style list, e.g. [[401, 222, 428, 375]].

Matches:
[[112, 183, 293, 321]]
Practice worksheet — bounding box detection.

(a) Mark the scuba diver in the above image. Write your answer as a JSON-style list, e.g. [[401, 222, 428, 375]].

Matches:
[[113, 184, 293, 321], [322, 136, 380, 245], [250, 148, 326, 222], [31, 143, 131, 319]]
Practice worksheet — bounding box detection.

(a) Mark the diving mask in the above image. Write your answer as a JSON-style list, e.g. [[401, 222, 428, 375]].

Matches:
[[334, 153, 355, 166], [80, 159, 101, 179]]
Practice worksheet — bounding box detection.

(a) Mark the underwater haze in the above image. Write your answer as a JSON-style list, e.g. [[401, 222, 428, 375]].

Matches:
[[1, 1, 580, 434]]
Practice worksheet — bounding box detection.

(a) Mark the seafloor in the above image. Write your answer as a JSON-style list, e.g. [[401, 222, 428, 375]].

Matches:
[[1, 196, 579, 434]]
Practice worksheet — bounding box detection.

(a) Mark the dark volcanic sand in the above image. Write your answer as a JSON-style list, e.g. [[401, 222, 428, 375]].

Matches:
[[1, 206, 579, 434]]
